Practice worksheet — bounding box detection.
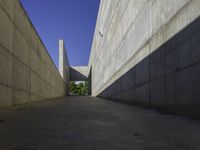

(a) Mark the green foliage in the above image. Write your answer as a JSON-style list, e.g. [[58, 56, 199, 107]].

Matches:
[[70, 81, 88, 96]]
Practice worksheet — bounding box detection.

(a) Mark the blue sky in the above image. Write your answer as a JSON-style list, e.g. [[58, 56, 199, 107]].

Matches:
[[20, 0, 100, 67]]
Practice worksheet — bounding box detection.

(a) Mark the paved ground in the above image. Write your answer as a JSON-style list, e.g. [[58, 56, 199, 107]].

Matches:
[[0, 96, 200, 150]]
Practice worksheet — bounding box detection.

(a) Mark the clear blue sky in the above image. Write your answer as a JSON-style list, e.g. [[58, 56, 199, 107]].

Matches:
[[20, 0, 100, 67]]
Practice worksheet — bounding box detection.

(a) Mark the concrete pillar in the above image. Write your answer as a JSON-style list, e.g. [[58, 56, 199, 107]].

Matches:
[[88, 67, 92, 96], [59, 40, 70, 95], [59, 40, 64, 79]]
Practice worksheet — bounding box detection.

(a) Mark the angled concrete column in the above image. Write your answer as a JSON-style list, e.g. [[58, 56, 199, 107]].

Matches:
[[88, 67, 92, 95], [59, 40, 70, 95]]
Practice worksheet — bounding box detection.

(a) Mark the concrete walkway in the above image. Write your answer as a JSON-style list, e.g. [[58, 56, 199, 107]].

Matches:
[[0, 96, 200, 150]]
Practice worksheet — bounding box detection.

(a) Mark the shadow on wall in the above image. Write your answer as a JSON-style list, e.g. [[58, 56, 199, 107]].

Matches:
[[99, 16, 200, 118], [70, 67, 88, 81]]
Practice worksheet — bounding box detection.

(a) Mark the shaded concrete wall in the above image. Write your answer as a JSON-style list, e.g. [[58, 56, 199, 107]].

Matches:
[[0, 0, 67, 107], [90, 0, 200, 117], [70, 66, 89, 81]]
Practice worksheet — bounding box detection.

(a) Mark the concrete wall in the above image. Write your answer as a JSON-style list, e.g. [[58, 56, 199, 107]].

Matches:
[[90, 0, 200, 117], [70, 66, 89, 81], [0, 0, 67, 107]]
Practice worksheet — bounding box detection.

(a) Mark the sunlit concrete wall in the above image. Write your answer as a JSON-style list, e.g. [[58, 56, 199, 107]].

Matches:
[[89, 0, 200, 116], [0, 0, 67, 107]]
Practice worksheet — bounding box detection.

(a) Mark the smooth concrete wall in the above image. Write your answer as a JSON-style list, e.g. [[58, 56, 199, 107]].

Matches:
[[89, 0, 200, 96], [89, 0, 200, 117], [0, 0, 67, 107], [99, 17, 200, 117]]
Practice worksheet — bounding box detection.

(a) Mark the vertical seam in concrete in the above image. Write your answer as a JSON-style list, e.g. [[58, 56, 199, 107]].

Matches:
[[148, 41, 151, 107], [11, 2, 14, 106], [163, 25, 167, 111], [93, 1, 154, 95], [0, 41, 62, 95], [0, 1, 65, 84], [18, 0, 63, 79], [28, 44, 31, 104], [94, 0, 194, 96], [92, 0, 131, 71], [0, 5, 65, 92], [93, 1, 121, 69], [0, 1, 68, 105]]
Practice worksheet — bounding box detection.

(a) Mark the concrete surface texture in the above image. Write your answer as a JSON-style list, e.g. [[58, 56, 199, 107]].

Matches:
[[59, 40, 70, 94], [88, 0, 200, 117], [0, 96, 200, 150], [0, 0, 67, 107], [99, 15, 200, 118], [0, 1, 200, 149], [89, 0, 200, 96]]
